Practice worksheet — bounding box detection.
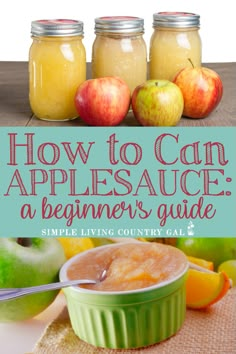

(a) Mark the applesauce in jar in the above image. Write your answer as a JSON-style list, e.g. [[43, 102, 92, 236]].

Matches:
[[29, 19, 86, 121], [67, 242, 188, 291], [92, 16, 147, 94], [149, 12, 202, 81]]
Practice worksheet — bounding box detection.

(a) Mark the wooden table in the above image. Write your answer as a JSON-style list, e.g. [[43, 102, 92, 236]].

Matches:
[[0, 62, 235, 127]]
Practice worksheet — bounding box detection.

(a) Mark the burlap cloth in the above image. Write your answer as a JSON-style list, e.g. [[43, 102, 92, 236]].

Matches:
[[33, 288, 236, 354]]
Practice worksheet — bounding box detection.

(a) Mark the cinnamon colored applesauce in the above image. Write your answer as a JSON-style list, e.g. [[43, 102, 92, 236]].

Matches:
[[67, 242, 187, 291]]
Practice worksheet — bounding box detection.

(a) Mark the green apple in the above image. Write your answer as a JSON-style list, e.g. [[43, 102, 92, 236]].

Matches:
[[176, 237, 236, 270], [218, 260, 236, 286], [131, 80, 184, 126], [0, 238, 66, 322]]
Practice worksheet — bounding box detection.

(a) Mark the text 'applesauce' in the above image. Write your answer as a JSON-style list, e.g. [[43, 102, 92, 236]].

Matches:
[[67, 242, 187, 291], [149, 12, 202, 81], [92, 16, 147, 93], [29, 19, 86, 121]]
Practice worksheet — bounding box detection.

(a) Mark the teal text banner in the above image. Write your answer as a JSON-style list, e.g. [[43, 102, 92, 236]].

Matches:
[[0, 127, 235, 237]]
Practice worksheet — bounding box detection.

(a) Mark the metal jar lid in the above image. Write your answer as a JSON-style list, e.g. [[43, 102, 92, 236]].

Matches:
[[31, 19, 84, 37], [153, 12, 200, 28], [94, 16, 144, 34]]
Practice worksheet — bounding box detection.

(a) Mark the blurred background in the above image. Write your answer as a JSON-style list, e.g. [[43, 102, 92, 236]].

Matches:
[[1, 0, 235, 62]]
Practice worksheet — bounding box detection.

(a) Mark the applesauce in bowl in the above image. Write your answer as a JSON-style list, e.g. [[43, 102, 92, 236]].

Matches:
[[67, 242, 187, 292], [60, 242, 188, 349]]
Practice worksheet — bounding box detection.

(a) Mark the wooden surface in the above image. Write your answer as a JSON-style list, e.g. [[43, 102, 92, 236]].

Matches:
[[0, 61, 235, 127]]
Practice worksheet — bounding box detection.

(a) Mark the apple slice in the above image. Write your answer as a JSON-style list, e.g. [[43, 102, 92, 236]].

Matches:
[[187, 255, 214, 271], [186, 269, 231, 309], [58, 237, 94, 259]]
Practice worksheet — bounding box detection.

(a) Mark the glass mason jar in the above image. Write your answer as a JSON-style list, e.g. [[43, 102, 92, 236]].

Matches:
[[29, 19, 86, 121], [92, 16, 147, 94], [149, 12, 202, 81]]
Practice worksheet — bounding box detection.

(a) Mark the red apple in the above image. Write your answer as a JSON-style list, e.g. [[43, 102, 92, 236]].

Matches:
[[74, 77, 131, 126], [131, 80, 184, 126], [173, 66, 223, 118]]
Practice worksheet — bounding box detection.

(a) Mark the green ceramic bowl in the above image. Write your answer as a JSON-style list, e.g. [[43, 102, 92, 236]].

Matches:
[[60, 243, 188, 349]]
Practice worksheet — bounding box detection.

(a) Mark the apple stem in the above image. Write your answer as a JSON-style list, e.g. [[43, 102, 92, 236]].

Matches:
[[17, 238, 32, 247], [188, 58, 194, 68], [155, 82, 159, 86]]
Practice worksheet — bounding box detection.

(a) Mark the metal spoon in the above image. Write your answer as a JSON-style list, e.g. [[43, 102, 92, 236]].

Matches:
[[0, 269, 107, 301]]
